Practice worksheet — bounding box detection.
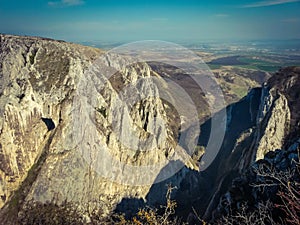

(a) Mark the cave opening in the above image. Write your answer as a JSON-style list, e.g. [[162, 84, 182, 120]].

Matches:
[[41, 118, 55, 131]]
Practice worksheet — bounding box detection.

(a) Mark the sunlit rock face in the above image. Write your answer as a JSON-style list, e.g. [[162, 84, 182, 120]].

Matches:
[[1, 33, 299, 224], [0, 35, 102, 216], [0, 34, 204, 223], [255, 67, 300, 160], [205, 66, 300, 221], [174, 66, 300, 221]]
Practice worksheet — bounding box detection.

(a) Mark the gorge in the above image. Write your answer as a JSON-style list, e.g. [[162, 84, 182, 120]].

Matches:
[[0, 34, 299, 224]]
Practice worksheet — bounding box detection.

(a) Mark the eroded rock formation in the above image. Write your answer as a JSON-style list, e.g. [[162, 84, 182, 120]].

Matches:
[[0, 34, 201, 224], [0, 34, 299, 224]]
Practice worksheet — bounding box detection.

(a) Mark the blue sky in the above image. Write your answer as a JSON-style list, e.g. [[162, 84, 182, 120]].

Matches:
[[0, 0, 299, 42]]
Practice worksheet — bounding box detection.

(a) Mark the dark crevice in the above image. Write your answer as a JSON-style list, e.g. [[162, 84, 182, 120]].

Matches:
[[42, 118, 55, 131], [17, 93, 25, 102], [143, 112, 149, 131]]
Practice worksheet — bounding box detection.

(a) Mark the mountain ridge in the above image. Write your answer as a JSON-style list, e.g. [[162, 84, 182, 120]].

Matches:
[[0, 34, 299, 224]]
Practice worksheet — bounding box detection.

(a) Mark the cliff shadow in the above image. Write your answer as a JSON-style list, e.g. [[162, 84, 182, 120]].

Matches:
[[114, 88, 262, 221]]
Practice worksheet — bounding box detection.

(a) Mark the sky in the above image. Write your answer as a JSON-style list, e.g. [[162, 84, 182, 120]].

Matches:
[[0, 0, 299, 42]]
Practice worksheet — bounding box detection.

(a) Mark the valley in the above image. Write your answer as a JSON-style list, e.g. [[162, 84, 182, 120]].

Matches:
[[0, 34, 299, 224]]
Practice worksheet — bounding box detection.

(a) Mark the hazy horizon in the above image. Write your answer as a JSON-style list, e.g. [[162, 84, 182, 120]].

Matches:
[[1, 0, 300, 43]]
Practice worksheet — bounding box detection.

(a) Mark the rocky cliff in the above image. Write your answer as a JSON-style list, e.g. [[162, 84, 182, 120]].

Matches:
[[0, 34, 106, 223], [0, 34, 201, 224], [0, 34, 299, 224], [207, 66, 300, 222], [145, 66, 299, 222]]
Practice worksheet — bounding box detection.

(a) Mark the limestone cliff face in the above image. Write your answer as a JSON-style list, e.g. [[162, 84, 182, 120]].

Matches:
[[0, 34, 188, 223], [255, 67, 300, 160], [181, 67, 299, 221], [0, 34, 101, 215], [1, 34, 299, 224], [255, 88, 290, 160], [208, 66, 300, 221]]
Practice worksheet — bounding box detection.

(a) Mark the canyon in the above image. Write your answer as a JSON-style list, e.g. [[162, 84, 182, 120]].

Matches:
[[0, 34, 299, 224]]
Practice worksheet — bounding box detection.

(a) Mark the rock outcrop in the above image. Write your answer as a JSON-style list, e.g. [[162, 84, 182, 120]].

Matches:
[[0, 33, 218, 224], [209, 66, 300, 222], [0, 34, 299, 224], [158, 66, 299, 222], [212, 139, 299, 224], [0, 34, 197, 223], [0, 34, 102, 221]]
